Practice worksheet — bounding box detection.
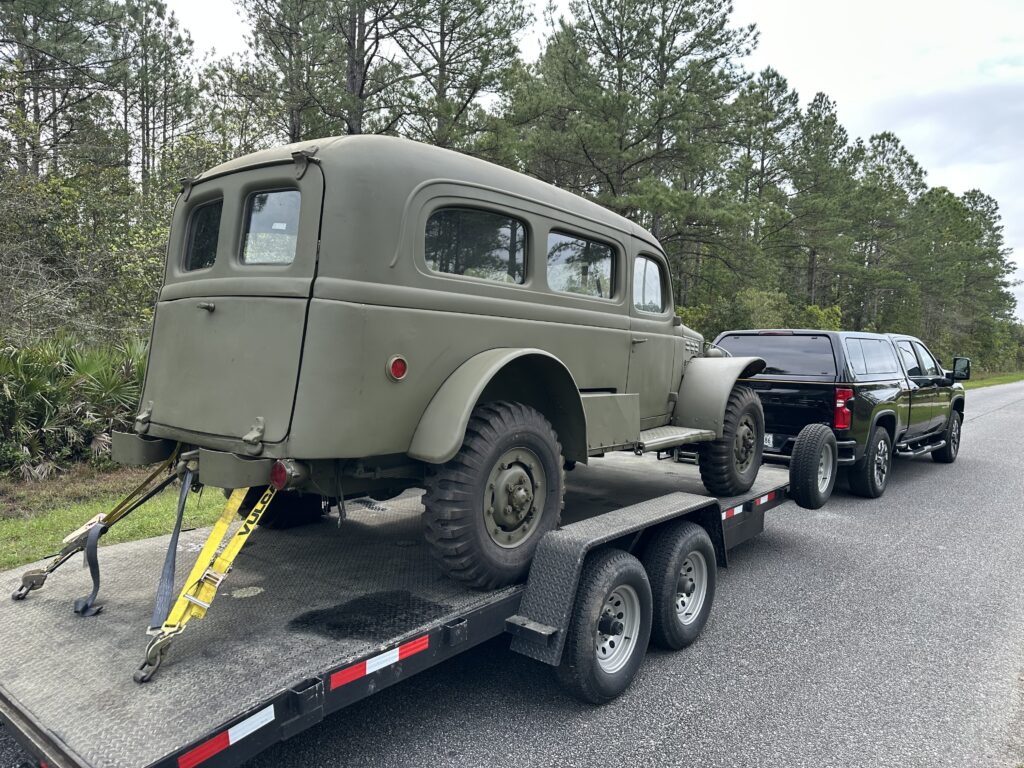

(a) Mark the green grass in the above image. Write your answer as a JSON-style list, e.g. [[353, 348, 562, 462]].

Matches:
[[0, 466, 224, 571], [963, 371, 1024, 390]]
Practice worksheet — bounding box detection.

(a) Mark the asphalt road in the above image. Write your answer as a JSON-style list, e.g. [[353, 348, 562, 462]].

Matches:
[[3, 381, 1023, 768]]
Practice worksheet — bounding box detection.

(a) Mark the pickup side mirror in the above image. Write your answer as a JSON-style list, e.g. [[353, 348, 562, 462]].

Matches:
[[952, 357, 971, 381]]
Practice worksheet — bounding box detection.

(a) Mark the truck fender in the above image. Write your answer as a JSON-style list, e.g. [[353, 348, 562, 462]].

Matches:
[[673, 356, 765, 437], [408, 348, 587, 465]]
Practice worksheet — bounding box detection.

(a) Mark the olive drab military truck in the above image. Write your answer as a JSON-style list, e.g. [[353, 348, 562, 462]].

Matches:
[[112, 135, 767, 589]]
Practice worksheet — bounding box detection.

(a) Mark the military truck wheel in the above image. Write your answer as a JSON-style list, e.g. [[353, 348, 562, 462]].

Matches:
[[789, 424, 838, 510], [641, 520, 716, 650], [423, 401, 565, 590], [236, 487, 325, 529], [556, 548, 652, 703], [932, 410, 961, 464], [697, 385, 764, 496], [848, 426, 891, 498]]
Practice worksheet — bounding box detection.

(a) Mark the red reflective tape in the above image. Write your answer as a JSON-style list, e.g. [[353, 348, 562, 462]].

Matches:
[[330, 661, 367, 690], [178, 731, 230, 768], [399, 634, 430, 659], [765, 491, 776, 503]]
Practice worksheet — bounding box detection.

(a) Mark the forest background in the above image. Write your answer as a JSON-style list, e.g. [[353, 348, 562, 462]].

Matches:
[[1, 0, 1021, 473]]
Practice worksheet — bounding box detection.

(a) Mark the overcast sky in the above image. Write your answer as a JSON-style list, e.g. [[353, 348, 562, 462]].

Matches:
[[169, 0, 1024, 318]]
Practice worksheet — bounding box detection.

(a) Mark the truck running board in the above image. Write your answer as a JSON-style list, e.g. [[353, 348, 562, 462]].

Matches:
[[637, 426, 716, 452], [896, 439, 946, 457]]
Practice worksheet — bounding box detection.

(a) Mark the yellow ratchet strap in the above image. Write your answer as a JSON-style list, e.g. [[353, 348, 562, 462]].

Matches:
[[135, 486, 277, 682]]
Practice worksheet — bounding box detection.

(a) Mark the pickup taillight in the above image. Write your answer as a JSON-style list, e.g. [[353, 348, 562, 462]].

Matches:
[[834, 388, 853, 430]]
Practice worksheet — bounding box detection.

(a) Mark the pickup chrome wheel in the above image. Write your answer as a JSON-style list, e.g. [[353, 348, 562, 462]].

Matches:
[[556, 549, 652, 703], [932, 410, 962, 464], [423, 401, 565, 590], [789, 424, 838, 510], [849, 425, 892, 499]]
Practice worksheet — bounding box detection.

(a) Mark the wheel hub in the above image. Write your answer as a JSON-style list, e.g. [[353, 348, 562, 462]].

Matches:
[[733, 415, 757, 473], [675, 552, 708, 626], [596, 585, 641, 674], [484, 448, 545, 549]]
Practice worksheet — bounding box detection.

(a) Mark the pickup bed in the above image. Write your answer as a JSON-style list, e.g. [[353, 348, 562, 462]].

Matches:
[[712, 330, 970, 499]]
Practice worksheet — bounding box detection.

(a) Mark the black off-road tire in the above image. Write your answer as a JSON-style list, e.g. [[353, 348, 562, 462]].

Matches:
[[236, 487, 325, 529], [423, 401, 565, 590], [848, 425, 892, 498], [556, 549, 652, 704], [932, 410, 962, 464], [697, 385, 764, 496], [789, 424, 839, 510], [640, 521, 716, 650]]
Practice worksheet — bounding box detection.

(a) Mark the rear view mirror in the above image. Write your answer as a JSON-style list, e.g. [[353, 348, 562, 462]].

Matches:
[[952, 357, 971, 381]]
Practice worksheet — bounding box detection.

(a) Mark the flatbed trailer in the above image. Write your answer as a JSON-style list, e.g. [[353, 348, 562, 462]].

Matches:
[[0, 456, 791, 768]]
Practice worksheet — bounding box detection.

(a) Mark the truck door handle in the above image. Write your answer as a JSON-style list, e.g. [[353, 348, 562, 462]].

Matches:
[[197, 302, 216, 312], [631, 337, 648, 345]]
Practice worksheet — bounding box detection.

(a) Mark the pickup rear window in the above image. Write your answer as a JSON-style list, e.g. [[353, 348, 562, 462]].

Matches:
[[716, 334, 837, 376], [845, 338, 901, 376]]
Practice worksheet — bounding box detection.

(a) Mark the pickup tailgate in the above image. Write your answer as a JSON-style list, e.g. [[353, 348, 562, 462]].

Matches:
[[746, 380, 835, 453]]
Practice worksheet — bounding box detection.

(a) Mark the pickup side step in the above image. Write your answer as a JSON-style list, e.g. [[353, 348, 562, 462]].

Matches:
[[638, 426, 716, 452], [896, 439, 945, 457]]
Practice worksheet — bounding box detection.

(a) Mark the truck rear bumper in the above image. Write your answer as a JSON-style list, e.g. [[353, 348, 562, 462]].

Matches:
[[112, 432, 274, 489], [763, 438, 858, 466]]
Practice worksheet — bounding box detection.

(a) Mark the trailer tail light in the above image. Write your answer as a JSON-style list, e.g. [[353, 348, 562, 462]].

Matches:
[[834, 388, 853, 430], [270, 459, 308, 490]]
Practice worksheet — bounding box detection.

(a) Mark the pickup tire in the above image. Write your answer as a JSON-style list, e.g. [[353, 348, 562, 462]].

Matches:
[[641, 520, 716, 650], [932, 410, 962, 464], [789, 424, 838, 510], [556, 548, 652, 703], [697, 385, 764, 496], [423, 401, 564, 590], [848, 425, 892, 498]]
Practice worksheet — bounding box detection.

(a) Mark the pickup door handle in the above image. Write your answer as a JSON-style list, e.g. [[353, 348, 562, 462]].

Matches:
[[631, 337, 648, 345], [197, 302, 216, 312]]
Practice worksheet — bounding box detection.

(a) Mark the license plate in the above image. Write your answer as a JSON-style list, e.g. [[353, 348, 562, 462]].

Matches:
[[763, 434, 774, 448]]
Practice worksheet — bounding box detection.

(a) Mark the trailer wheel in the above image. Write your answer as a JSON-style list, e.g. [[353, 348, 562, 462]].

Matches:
[[235, 487, 324, 529], [641, 520, 716, 650], [697, 385, 764, 496], [556, 548, 652, 704], [932, 410, 961, 464], [848, 425, 892, 498], [788, 424, 838, 509], [423, 401, 564, 590]]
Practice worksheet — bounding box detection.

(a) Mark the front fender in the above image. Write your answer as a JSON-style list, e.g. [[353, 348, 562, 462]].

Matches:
[[673, 356, 765, 437], [408, 348, 584, 464]]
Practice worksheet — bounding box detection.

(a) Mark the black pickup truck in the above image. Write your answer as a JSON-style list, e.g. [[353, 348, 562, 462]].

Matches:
[[711, 330, 971, 505]]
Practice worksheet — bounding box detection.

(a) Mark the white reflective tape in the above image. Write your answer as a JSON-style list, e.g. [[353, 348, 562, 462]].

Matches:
[[758, 494, 769, 505], [366, 647, 400, 674], [227, 705, 275, 745]]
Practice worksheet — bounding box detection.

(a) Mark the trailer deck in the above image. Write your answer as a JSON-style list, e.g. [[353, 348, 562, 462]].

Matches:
[[0, 456, 790, 768]]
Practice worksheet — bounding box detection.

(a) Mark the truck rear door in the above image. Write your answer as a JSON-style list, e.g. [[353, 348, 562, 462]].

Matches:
[[894, 339, 938, 437], [141, 160, 324, 447]]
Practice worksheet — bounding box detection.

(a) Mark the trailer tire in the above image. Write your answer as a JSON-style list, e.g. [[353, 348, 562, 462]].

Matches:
[[932, 410, 961, 464], [697, 385, 764, 496], [789, 424, 838, 509], [641, 521, 716, 650], [236, 487, 324, 529], [848, 425, 891, 498], [423, 401, 564, 590], [556, 548, 652, 704]]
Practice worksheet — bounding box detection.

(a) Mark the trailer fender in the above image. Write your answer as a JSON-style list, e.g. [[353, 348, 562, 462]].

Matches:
[[408, 348, 587, 465], [506, 491, 721, 666], [673, 356, 765, 437]]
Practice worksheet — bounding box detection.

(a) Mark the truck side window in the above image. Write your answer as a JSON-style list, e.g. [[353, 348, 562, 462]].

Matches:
[[897, 341, 922, 377], [633, 256, 666, 312], [547, 232, 614, 298], [861, 339, 900, 374], [913, 342, 940, 377], [183, 199, 222, 271], [425, 207, 526, 284], [242, 190, 301, 265]]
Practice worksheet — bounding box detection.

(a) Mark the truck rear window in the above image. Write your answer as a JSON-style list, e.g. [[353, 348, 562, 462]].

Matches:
[[242, 189, 301, 265], [716, 334, 837, 376], [845, 338, 900, 376], [183, 199, 222, 271]]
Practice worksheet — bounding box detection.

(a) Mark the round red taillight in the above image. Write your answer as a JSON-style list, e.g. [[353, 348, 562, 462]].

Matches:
[[387, 355, 408, 381], [270, 460, 288, 490]]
